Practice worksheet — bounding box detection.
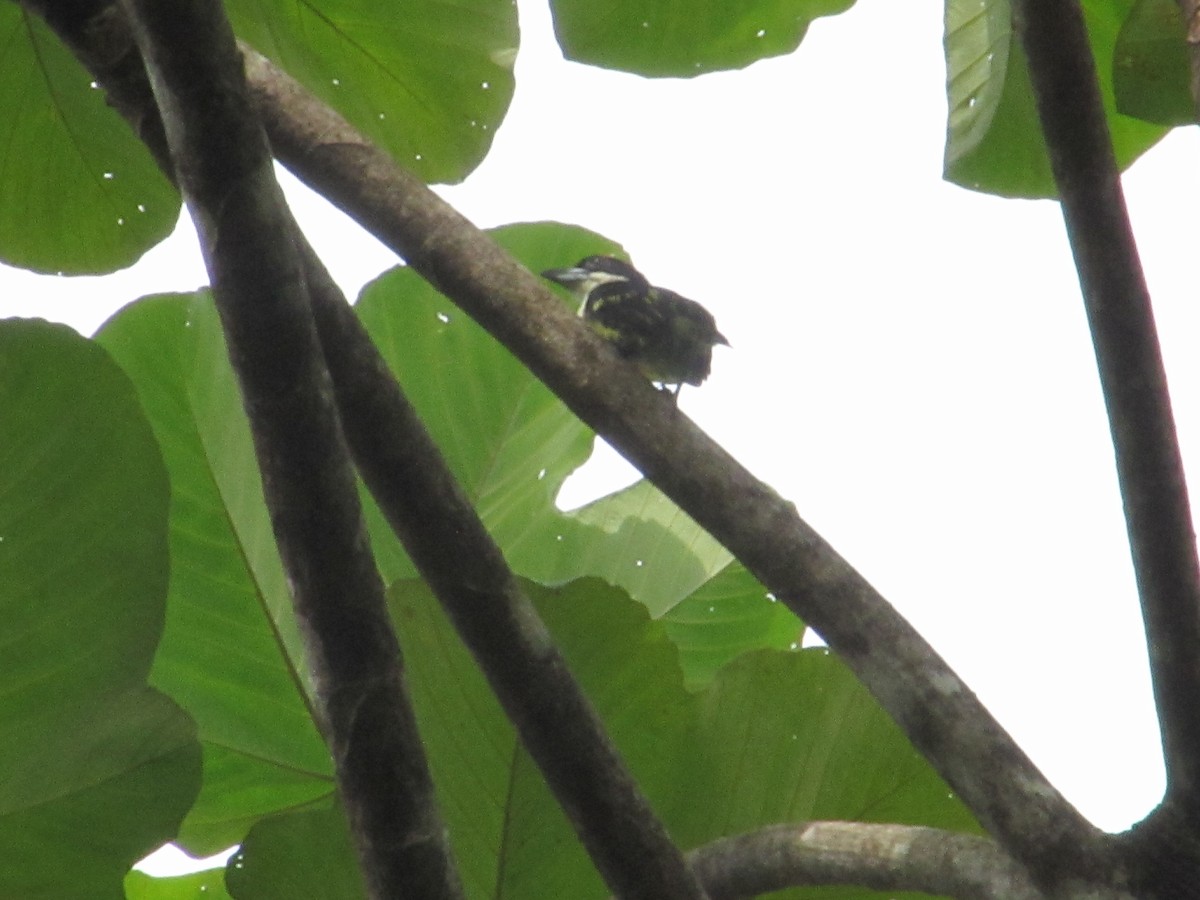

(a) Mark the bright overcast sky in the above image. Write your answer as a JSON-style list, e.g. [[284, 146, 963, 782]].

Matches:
[[6, 0, 1192, 863]]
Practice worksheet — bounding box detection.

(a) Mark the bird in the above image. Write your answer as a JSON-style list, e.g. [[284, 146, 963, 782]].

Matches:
[[541, 255, 728, 396]]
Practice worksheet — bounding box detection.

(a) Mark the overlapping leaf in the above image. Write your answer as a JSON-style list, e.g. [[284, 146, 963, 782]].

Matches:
[[0, 319, 199, 898], [97, 296, 333, 855], [231, 580, 972, 899], [1112, 0, 1194, 126], [549, 0, 855, 77], [944, 0, 1167, 196], [0, 8, 178, 273], [226, 0, 517, 184], [356, 222, 733, 610], [125, 867, 233, 900], [84, 219, 969, 898], [2, 0, 516, 277]]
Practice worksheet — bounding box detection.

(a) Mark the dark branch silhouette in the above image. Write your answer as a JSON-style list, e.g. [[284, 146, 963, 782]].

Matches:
[[119, 0, 463, 894], [1016, 0, 1200, 887]]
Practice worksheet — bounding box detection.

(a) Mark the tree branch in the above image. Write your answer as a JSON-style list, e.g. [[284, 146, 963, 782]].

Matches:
[[299, 255, 709, 900], [29, 0, 1116, 889], [1014, 0, 1200, 819], [684, 822, 1046, 900], [115, 1, 463, 896], [242, 46, 1112, 887]]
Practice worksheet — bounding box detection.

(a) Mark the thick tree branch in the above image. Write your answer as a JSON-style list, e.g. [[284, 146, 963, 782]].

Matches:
[[684, 822, 1046, 900], [1014, 0, 1200, 820], [115, 1, 463, 897]]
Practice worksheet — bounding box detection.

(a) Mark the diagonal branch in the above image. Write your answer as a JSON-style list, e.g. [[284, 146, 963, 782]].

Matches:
[[1014, 0, 1200, 819], [115, 1, 463, 896], [33, 2, 709, 895]]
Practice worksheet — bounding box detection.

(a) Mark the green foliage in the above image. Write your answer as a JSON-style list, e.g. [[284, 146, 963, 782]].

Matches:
[[1113, 0, 1195, 126], [548, 0, 855, 77], [0, 0, 515, 276], [225, 0, 517, 184], [0, 8, 178, 274], [227, 579, 974, 899], [0, 320, 200, 898], [97, 294, 334, 855], [125, 867, 233, 900], [24, 0, 1200, 890], [4, 0, 1195, 283], [944, 0, 1167, 197], [226, 805, 365, 899]]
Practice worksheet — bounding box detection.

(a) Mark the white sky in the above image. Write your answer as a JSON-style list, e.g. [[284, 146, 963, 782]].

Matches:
[[7, 0, 1189, 873]]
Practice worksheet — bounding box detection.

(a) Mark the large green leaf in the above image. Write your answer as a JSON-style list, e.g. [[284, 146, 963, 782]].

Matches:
[[548, 0, 855, 77], [229, 580, 972, 899], [0, 319, 200, 898], [96, 296, 332, 855], [225, 804, 366, 899], [125, 867, 233, 900], [943, 0, 1167, 197], [81, 220, 963, 898], [226, 0, 518, 185], [672, 649, 979, 844], [1112, 0, 1194, 126], [0, 0, 516, 276], [661, 561, 804, 690], [0, 7, 179, 273]]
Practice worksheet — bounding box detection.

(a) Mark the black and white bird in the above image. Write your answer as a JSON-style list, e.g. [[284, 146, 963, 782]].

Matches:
[[541, 255, 728, 396]]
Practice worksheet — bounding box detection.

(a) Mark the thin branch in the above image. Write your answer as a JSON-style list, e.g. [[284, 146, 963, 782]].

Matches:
[[1014, 0, 1200, 817], [115, 1, 463, 896], [683, 822, 1046, 900]]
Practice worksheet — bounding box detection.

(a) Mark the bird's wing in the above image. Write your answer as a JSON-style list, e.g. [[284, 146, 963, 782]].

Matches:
[[584, 282, 670, 357]]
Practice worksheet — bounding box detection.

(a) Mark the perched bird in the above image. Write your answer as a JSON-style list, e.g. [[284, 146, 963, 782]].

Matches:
[[541, 255, 728, 396]]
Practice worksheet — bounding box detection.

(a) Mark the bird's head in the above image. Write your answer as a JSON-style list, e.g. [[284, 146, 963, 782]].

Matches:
[[541, 254, 728, 396], [541, 255, 648, 303]]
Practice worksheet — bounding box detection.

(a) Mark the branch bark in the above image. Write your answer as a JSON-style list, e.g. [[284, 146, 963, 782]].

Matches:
[[1014, 0, 1200, 825], [27, 0, 1128, 892]]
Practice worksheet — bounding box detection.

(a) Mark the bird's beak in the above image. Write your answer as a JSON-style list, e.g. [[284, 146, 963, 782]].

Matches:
[[715, 330, 730, 347], [541, 266, 590, 285]]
